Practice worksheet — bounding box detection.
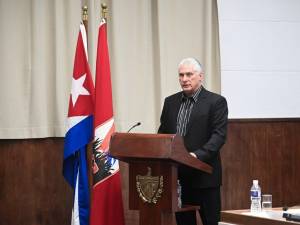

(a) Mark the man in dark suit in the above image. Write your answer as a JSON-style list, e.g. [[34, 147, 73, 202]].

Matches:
[[158, 58, 228, 225]]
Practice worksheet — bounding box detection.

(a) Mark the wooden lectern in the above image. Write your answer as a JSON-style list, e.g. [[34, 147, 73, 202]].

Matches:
[[109, 133, 212, 225]]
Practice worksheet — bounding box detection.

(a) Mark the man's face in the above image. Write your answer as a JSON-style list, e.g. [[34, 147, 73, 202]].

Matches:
[[178, 64, 203, 96]]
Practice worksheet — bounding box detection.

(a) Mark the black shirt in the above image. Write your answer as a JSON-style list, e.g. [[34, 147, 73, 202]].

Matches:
[[176, 87, 202, 136]]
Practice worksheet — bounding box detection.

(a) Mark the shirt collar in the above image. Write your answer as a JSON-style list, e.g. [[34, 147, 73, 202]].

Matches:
[[181, 86, 202, 102]]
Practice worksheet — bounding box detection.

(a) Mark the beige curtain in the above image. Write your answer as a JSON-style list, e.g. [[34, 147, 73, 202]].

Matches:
[[0, 0, 80, 138], [0, 0, 220, 138]]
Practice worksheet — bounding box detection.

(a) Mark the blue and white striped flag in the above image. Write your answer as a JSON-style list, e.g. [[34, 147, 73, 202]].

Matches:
[[63, 23, 94, 225]]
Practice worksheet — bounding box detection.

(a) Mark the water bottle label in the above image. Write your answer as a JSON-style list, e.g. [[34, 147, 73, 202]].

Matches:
[[251, 190, 259, 197]]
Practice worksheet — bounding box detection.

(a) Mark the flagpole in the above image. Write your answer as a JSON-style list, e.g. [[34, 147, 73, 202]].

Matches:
[[82, 6, 88, 38], [81, 4, 94, 191], [101, 3, 108, 21]]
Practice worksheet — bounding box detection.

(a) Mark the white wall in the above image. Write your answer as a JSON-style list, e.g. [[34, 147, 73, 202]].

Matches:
[[218, 0, 300, 118]]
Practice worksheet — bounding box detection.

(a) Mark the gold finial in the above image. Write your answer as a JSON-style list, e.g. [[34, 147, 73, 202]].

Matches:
[[101, 3, 108, 20], [82, 6, 88, 21]]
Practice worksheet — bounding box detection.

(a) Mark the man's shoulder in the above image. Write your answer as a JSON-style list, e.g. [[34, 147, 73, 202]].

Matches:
[[165, 91, 182, 101], [201, 88, 226, 102]]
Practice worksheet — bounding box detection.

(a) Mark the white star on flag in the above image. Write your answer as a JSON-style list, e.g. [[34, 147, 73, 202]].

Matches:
[[71, 74, 90, 107]]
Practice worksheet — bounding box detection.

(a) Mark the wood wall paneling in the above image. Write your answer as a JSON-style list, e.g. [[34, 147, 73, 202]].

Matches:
[[0, 138, 73, 225], [221, 119, 300, 210], [0, 119, 299, 225]]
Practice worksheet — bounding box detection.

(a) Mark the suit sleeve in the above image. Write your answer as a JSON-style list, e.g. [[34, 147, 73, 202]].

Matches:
[[158, 99, 168, 134], [194, 96, 228, 162]]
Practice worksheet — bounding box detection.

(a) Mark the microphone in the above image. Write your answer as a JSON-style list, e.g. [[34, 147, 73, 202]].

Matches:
[[127, 122, 141, 133]]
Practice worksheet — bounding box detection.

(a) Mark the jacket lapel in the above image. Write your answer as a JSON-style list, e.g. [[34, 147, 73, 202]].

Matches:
[[186, 88, 208, 133], [173, 94, 182, 127]]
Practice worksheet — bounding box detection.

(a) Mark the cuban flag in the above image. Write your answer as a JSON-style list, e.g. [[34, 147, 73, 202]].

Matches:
[[63, 23, 94, 225], [90, 19, 125, 225]]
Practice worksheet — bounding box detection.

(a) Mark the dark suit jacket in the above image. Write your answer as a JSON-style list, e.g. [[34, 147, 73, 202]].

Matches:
[[158, 87, 228, 188]]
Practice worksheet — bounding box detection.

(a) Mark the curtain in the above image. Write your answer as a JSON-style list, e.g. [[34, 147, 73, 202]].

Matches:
[[0, 0, 220, 138]]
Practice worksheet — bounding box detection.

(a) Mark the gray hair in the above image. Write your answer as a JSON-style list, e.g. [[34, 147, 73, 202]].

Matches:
[[178, 57, 204, 73]]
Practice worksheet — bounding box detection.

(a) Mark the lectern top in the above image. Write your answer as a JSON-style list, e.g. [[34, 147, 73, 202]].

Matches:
[[109, 132, 212, 174]]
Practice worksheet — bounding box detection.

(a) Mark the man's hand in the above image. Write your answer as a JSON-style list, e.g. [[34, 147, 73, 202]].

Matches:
[[190, 152, 197, 158]]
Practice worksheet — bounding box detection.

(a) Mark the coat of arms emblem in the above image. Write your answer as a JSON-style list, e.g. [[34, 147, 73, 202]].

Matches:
[[136, 167, 163, 204]]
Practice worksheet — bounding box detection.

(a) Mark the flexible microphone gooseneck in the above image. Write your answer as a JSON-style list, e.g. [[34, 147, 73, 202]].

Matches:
[[127, 122, 141, 133]]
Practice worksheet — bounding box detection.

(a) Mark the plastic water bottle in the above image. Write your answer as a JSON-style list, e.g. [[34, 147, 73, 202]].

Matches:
[[177, 180, 182, 208], [250, 180, 261, 213]]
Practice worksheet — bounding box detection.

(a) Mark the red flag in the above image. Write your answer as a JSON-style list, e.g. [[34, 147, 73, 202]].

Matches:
[[90, 19, 125, 225]]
